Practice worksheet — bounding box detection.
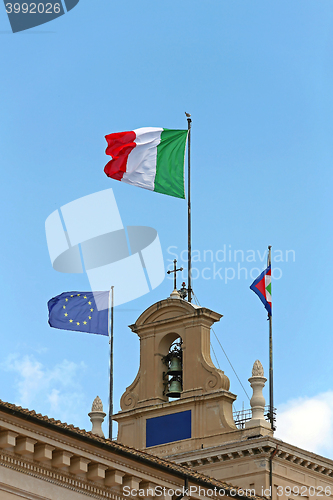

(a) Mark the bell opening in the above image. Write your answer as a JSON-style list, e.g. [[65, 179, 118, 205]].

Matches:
[[163, 339, 183, 400]]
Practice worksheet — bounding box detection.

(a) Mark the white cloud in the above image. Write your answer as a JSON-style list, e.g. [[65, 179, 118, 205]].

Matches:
[[0, 354, 87, 426], [276, 391, 333, 457], [47, 388, 61, 411]]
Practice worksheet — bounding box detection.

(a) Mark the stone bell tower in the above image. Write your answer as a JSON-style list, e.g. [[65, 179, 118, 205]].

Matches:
[[114, 293, 245, 456]]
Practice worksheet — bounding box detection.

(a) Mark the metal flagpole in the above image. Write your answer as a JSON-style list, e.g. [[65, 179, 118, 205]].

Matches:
[[109, 286, 114, 439], [187, 115, 192, 303], [267, 246, 274, 430]]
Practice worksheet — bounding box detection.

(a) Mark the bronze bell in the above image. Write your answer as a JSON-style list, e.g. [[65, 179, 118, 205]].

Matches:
[[166, 377, 182, 398], [167, 356, 182, 376]]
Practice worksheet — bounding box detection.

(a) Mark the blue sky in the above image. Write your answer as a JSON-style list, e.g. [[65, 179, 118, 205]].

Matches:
[[1, 0, 333, 457]]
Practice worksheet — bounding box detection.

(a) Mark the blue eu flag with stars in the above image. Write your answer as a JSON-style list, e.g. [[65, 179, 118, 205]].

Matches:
[[48, 291, 109, 336]]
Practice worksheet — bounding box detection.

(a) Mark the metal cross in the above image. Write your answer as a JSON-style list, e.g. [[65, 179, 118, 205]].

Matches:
[[167, 259, 183, 291]]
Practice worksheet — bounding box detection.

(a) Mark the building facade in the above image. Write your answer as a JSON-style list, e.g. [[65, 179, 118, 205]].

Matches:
[[114, 294, 333, 500], [0, 398, 260, 500]]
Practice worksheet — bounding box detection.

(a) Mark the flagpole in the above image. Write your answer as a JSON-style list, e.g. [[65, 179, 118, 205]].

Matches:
[[267, 246, 274, 430], [109, 286, 114, 439], [187, 115, 192, 303]]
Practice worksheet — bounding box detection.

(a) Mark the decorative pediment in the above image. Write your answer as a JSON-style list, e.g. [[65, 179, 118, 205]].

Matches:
[[130, 297, 222, 333]]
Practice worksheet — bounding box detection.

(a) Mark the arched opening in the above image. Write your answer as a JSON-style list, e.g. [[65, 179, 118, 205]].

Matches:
[[158, 332, 181, 355]]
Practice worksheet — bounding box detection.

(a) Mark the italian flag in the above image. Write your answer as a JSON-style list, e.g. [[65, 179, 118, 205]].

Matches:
[[250, 266, 272, 316], [104, 127, 188, 199]]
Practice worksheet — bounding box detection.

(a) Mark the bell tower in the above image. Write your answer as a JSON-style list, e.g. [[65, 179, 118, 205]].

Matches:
[[114, 294, 243, 456]]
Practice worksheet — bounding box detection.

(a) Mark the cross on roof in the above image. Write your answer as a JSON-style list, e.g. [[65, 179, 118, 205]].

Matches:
[[167, 259, 183, 291]]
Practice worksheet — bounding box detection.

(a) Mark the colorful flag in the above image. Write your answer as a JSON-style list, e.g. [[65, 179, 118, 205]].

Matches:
[[104, 127, 188, 199], [250, 266, 272, 316], [48, 291, 109, 336]]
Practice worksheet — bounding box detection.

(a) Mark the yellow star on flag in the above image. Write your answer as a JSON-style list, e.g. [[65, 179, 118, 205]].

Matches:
[[69, 319, 73, 323], [64, 313, 68, 317]]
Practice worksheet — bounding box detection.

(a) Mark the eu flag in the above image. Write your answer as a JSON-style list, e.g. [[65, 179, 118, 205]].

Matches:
[[48, 291, 109, 336]]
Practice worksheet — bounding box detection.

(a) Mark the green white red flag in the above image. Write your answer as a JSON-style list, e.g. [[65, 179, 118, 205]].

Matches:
[[104, 127, 188, 199]]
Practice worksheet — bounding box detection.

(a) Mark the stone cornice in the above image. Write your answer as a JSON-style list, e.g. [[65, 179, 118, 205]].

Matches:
[[0, 451, 119, 499], [115, 389, 237, 420], [171, 436, 333, 479]]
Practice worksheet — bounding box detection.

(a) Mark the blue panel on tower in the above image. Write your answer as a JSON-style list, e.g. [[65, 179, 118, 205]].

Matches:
[[146, 410, 191, 447]]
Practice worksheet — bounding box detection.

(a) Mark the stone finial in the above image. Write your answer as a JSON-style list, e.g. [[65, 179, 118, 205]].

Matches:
[[91, 396, 103, 412], [88, 396, 106, 438], [170, 289, 181, 299], [245, 360, 270, 431], [252, 359, 264, 377]]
